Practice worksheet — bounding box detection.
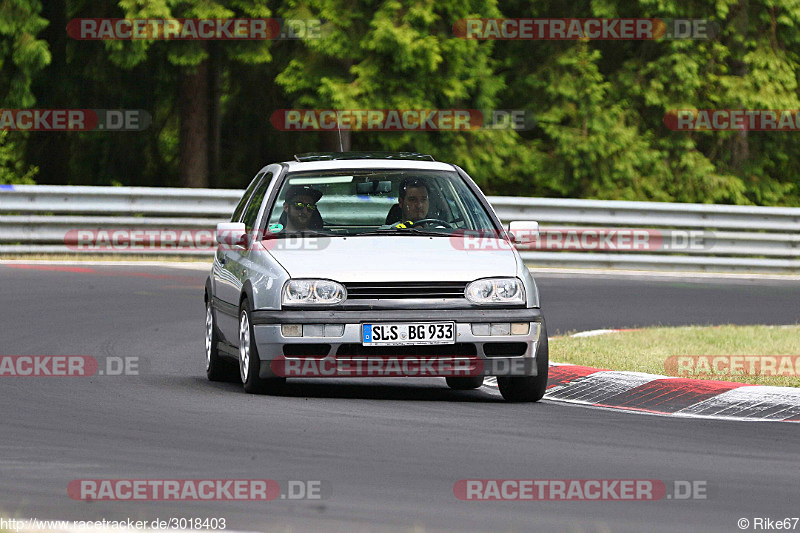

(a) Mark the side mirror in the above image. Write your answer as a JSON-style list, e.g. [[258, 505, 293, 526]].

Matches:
[[508, 221, 539, 244], [216, 222, 246, 246]]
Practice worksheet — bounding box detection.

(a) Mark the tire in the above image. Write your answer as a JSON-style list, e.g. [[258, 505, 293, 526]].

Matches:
[[446, 376, 484, 390], [205, 300, 238, 382], [497, 323, 549, 403], [238, 297, 285, 394]]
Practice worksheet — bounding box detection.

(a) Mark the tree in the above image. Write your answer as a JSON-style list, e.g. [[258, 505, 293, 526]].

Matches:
[[107, 0, 273, 187], [0, 0, 51, 185], [273, 0, 543, 192], [0, 0, 51, 107]]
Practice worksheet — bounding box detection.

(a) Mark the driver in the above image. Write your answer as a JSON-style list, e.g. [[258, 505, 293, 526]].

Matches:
[[283, 185, 323, 231], [398, 178, 430, 222]]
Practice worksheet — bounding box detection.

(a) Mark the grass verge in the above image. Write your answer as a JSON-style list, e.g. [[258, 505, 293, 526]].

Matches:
[[550, 325, 800, 387]]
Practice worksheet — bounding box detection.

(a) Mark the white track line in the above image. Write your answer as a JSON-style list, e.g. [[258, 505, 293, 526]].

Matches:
[[528, 267, 800, 281], [0, 260, 210, 270]]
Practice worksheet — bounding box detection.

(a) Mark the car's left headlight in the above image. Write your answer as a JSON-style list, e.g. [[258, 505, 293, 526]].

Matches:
[[465, 277, 525, 305], [282, 279, 346, 306]]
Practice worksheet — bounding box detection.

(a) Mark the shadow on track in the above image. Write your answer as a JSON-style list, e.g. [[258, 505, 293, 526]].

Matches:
[[196, 377, 506, 402]]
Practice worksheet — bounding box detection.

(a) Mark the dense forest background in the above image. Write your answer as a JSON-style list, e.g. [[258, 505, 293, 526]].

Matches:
[[1, 0, 799, 206]]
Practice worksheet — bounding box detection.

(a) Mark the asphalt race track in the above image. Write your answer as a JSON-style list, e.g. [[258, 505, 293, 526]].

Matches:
[[1, 263, 798, 533]]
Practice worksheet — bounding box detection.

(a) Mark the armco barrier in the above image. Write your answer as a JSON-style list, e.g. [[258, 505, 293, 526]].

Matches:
[[0, 185, 798, 272]]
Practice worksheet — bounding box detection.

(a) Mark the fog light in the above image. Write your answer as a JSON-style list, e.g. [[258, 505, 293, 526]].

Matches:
[[281, 324, 302, 337], [490, 323, 511, 335], [303, 324, 324, 337], [324, 324, 345, 337], [511, 322, 530, 335], [471, 323, 491, 336]]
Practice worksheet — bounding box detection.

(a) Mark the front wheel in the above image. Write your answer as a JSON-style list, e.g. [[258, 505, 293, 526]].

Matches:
[[239, 298, 285, 394], [497, 323, 549, 402]]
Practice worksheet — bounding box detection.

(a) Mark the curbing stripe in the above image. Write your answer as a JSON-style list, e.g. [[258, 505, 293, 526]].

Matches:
[[544, 370, 659, 404], [537, 328, 800, 421], [675, 386, 800, 421], [484, 361, 799, 422], [545, 364, 601, 388], [522, 363, 800, 422], [591, 378, 748, 413]]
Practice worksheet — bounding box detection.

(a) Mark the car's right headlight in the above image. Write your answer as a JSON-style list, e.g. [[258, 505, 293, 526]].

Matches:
[[465, 277, 525, 305], [282, 279, 346, 306]]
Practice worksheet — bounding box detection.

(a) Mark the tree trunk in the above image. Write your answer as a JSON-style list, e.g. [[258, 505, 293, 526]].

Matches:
[[178, 60, 209, 188], [730, 0, 749, 169], [31, 0, 70, 184], [208, 43, 221, 188]]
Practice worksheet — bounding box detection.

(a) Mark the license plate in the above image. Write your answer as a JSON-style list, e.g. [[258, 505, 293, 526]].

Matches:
[[362, 322, 455, 346]]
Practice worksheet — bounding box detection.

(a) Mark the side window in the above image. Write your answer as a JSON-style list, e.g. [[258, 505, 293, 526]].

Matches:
[[241, 172, 273, 231], [231, 171, 265, 222]]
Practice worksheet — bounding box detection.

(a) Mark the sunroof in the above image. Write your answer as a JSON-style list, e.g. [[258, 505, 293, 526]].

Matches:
[[293, 152, 436, 162]]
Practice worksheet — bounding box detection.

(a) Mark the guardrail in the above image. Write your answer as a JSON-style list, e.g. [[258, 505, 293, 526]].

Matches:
[[1, 184, 799, 272]]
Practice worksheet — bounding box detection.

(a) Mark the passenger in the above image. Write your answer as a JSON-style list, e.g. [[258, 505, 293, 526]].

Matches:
[[282, 185, 323, 231]]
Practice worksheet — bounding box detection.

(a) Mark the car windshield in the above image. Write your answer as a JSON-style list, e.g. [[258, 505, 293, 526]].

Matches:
[[262, 169, 498, 236]]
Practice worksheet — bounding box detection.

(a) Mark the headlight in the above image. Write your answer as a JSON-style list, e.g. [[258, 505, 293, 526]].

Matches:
[[465, 278, 525, 305], [282, 279, 346, 306]]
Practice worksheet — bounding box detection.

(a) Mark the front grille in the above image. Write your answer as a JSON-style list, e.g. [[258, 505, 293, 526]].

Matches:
[[336, 343, 477, 357], [344, 281, 466, 300]]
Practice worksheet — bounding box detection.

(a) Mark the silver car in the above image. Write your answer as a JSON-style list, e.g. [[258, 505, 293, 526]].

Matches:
[[204, 152, 548, 402]]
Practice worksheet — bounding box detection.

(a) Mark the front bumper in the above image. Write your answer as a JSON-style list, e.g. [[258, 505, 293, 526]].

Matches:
[[251, 308, 545, 378]]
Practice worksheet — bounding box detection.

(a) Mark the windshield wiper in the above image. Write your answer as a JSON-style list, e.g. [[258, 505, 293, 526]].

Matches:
[[351, 227, 451, 237], [264, 229, 332, 239]]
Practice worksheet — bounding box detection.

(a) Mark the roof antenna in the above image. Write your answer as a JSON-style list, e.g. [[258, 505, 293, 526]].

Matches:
[[336, 111, 344, 152]]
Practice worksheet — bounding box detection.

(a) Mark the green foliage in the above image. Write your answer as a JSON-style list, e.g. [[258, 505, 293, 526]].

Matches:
[[0, 131, 38, 184], [0, 0, 51, 106], [2, 0, 798, 204], [108, 0, 272, 68]]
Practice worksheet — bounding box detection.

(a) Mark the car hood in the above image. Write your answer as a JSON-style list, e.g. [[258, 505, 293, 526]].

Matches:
[[266, 235, 518, 282]]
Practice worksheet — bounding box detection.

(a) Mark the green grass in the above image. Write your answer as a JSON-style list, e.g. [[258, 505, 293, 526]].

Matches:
[[551, 325, 800, 387]]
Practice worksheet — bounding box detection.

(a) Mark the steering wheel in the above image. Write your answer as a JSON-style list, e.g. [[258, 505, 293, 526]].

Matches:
[[409, 218, 454, 228]]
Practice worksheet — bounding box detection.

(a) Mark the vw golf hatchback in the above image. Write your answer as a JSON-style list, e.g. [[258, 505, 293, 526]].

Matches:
[[204, 152, 548, 402]]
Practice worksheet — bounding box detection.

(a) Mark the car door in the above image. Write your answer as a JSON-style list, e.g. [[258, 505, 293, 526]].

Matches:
[[213, 170, 272, 343]]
